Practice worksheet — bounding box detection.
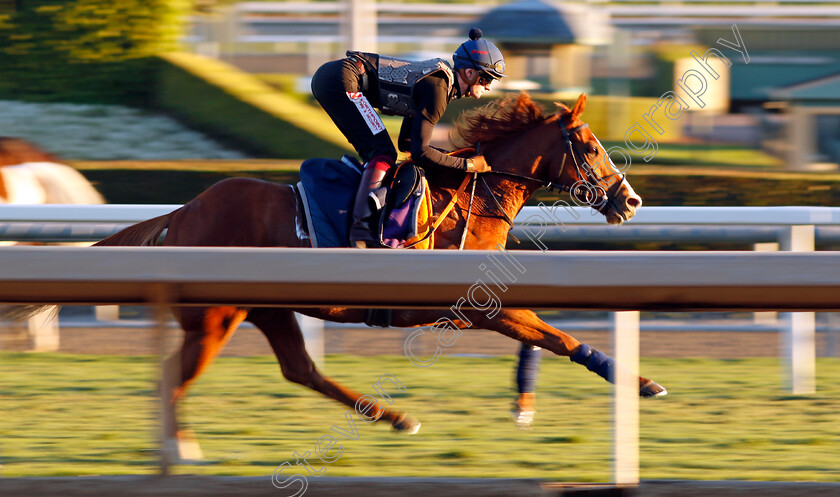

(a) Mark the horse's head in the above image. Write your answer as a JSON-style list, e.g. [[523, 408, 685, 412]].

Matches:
[[548, 94, 642, 224], [450, 93, 641, 226]]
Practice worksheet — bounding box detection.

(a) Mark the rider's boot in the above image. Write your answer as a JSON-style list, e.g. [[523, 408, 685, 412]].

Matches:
[[349, 155, 393, 248]]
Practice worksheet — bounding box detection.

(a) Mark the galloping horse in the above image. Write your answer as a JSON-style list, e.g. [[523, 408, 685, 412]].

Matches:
[[0, 137, 104, 205], [8, 93, 666, 461], [0, 137, 104, 351]]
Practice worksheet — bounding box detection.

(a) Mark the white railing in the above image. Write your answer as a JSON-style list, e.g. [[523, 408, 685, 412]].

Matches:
[[229, 1, 840, 34], [2, 203, 839, 226], [189, 0, 840, 60], [0, 204, 179, 223], [518, 205, 840, 225], [4, 204, 840, 244], [0, 245, 838, 482], [1, 246, 837, 309], [235, 1, 840, 20], [1, 204, 838, 394]]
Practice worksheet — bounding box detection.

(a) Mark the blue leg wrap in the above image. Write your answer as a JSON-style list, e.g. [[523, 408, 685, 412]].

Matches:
[[516, 343, 542, 393], [570, 344, 592, 364], [570, 344, 615, 383]]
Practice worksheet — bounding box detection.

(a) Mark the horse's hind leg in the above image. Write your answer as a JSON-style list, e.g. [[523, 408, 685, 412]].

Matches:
[[247, 308, 421, 434], [474, 309, 667, 398], [162, 306, 248, 463]]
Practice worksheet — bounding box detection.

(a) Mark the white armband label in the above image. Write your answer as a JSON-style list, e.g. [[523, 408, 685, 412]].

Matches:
[[347, 92, 386, 134]]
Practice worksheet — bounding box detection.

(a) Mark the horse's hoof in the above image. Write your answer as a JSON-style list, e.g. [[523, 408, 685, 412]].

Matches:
[[640, 380, 667, 398], [392, 414, 421, 434], [510, 405, 536, 430], [163, 430, 206, 465]]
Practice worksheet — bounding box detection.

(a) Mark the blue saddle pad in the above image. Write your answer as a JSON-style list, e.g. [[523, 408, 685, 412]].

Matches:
[[297, 156, 364, 248], [297, 156, 429, 249]]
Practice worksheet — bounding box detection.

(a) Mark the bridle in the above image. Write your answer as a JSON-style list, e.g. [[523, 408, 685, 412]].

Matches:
[[475, 115, 627, 231]]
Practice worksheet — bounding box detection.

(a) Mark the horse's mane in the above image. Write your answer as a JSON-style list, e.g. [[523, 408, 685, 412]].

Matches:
[[0, 137, 59, 166], [450, 92, 557, 149]]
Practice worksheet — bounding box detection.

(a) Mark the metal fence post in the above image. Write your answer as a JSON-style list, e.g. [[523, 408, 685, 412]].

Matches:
[[150, 284, 174, 476], [612, 310, 640, 485], [780, 225, 816, 394], [28, 308, 59, 352], [752, 242, 779, 325], [344, 0, 377, 53], [297, 313, 325, 369], [828, 313, 840, 358]]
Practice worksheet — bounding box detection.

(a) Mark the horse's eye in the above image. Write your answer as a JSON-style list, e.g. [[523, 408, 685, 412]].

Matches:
[[588, 146, 599, 156]]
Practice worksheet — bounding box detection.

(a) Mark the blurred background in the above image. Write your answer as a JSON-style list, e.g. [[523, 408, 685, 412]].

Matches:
[[1, 0, 840, 487]]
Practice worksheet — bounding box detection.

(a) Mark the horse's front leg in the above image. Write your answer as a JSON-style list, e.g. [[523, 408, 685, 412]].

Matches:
[[250, 308, 421, 434], [475, 309, 667, 398]]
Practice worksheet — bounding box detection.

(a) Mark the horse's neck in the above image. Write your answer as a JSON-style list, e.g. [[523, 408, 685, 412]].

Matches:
[[428, 126, 553, 249]]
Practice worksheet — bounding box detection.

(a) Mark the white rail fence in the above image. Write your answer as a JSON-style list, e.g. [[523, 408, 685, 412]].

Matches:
[[190, 0, 840, 68], [3, 205, 840, 246], [2, 204, 840, 394], [0, 246, 838, 482], [229, 0, 840, 36]]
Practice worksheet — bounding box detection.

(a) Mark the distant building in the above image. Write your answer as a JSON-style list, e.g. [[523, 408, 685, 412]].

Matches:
[[695, 26, 840, 106], [770, 73, 840, 170], [473, 0, 611, 92]]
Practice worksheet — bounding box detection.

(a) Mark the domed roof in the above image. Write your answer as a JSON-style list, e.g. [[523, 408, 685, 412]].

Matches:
[[474, 0, 610, 45]]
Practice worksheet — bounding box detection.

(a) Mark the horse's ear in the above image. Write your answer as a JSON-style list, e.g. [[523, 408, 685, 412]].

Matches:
[[571, 93, 587, 118]]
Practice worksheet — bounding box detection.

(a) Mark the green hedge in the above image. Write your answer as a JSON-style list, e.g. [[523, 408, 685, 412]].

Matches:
[[155, 53, 353, 158], [73, 163, 840, 207], [0, 1, 188, 104], [554, 169, 840, 208]]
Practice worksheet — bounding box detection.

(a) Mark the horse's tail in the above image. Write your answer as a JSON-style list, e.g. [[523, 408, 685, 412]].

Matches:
[[0, 210, 181, 322], [0, 304, 58, 322], [95, 209, 179, 247]]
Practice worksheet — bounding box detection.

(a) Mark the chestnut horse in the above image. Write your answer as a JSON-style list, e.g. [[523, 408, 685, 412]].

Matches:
[[0, 137, 104, 205], [11, 93, 666, 462]]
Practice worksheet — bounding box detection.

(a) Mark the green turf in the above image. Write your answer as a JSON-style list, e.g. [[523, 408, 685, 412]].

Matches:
[[2, 353, 840, 481], [600, 141, 784, 169]]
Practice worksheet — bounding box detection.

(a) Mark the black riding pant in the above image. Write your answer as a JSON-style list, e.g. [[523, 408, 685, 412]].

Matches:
[[311, 58, 397, 164]]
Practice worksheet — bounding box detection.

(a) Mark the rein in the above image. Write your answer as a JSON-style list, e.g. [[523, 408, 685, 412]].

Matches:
[[474, 118, 627, 232], [459, 173, 478, 250], [478, 175, 520, 244], [409, 115, 626, 249]]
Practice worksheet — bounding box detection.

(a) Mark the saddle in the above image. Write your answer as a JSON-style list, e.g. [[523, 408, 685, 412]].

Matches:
[[296, 154, 472, 328], [295, 155, 435, 250], [378, 161, 435, 249]]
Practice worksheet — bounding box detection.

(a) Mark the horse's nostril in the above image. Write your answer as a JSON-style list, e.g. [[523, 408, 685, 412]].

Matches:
[[627, 196, 642, 209]]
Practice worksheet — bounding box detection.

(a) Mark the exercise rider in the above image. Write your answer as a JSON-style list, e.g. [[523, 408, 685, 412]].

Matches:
[[311, 28, 506, 248]]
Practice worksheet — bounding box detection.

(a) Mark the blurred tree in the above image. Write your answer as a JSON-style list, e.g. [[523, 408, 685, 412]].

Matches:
[[0, 0, 191, 104]]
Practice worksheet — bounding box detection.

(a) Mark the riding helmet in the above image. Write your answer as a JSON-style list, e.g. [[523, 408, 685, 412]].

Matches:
[[452, 28, 506, 79]]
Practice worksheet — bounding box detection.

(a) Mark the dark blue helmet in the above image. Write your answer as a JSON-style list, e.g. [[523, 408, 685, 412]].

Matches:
[[452, 28, 506, 79]]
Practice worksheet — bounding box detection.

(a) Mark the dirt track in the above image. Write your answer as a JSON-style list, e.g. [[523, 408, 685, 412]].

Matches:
[[2, 476, 840, 497], [2, 321, 839, 359]]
